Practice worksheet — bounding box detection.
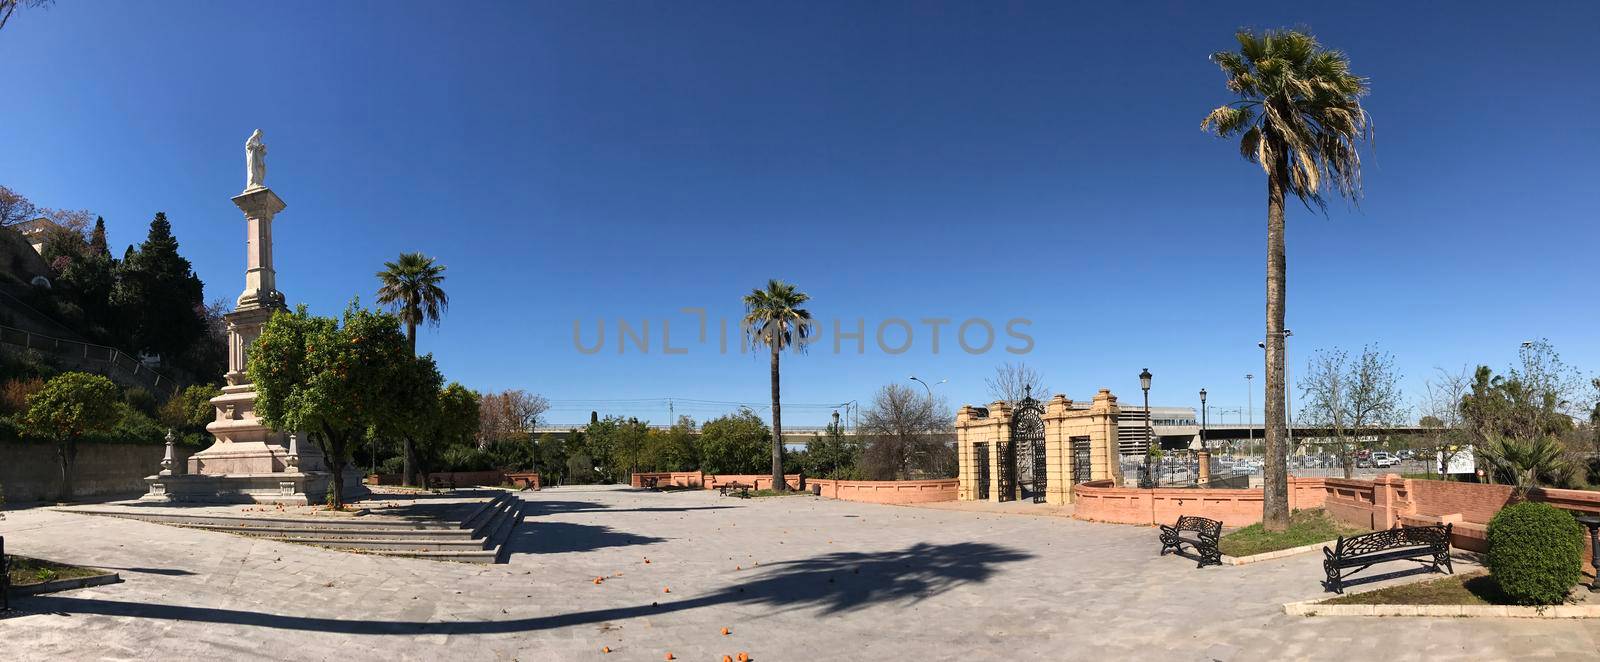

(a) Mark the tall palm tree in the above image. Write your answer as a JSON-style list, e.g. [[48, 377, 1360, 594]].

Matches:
[[375, 252, 449, 486], [376, 252, 449, 354], [742, 279, 812, 491], [1202, 29, 1371, 531]]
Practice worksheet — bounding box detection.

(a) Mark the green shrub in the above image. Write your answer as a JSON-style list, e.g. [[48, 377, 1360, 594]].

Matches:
[[1486, 501, 1585, 605], [123, 387, 158, 418]]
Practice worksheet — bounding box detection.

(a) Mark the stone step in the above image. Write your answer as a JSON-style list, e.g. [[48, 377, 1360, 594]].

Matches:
[[263, 536, 491, 552], [66, 493, 526, 564], [185, 523, 478, 540], [63, 508, 462, 531]]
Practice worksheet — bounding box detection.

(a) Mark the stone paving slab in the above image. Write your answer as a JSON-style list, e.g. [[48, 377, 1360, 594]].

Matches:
[[2, 485, 1598, 660]]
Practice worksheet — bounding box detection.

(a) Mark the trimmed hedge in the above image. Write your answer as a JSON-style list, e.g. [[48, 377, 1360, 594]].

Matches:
[[1486, 501, 1585, 605]]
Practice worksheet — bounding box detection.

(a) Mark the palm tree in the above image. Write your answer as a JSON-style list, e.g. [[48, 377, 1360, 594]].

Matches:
[[742, 279, 812, 491], [1202, 29, 1372, 531], [1478, 435, 1571, 500], [375, 252, 449, 354], [375, 252, 449, 486]]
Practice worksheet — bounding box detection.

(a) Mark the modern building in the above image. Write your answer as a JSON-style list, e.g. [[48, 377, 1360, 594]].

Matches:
[[1116, 406, 1199, 455], [13, 216, 59, 255]]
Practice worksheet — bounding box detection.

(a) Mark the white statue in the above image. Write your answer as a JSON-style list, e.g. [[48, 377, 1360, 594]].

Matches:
[[245, 129, 267, 189]]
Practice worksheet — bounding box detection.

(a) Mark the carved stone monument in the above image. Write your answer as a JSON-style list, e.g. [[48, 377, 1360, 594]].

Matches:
[[145, 130, 342, 504]]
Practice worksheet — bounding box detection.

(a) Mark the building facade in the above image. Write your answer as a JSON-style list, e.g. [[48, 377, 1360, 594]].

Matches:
[[955, 388, 1123, 505]]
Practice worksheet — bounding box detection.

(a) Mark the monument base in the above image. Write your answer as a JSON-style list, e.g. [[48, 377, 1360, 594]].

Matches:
[[142, 468, 365, 506]]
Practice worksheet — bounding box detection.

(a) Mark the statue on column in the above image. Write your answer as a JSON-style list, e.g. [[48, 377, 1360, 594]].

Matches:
[[246, 129, 267, 190]]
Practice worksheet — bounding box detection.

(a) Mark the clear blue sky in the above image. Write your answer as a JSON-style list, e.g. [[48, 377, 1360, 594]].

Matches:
[[2, 1, 1596, 426]]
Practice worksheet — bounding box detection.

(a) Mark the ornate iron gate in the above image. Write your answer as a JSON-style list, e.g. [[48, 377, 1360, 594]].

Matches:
[[974, 443, 990, 500], [1011, 387, 1047, 503], [1071, 436, 1093, 485]]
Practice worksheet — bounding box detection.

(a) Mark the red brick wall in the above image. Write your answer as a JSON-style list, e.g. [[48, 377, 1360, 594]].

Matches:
[[809, 478, 958, 504], [1073, 477, 1331, 527]]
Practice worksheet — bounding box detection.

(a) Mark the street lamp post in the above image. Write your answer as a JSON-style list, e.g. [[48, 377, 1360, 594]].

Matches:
[[1246, 373, 1254, 457], [1198, 388, 1209, 486], [1139, 368, 1153, 488], [908, 376, 947, 399], [1258, 329, 1294, 450]]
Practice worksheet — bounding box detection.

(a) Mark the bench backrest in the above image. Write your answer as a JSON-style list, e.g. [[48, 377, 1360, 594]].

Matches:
[[1334, 523, 1451, 557], [1174, 515, 1222, 535]]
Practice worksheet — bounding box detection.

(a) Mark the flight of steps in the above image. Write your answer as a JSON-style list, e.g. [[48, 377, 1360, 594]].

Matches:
[[66, 492, 526, 563]]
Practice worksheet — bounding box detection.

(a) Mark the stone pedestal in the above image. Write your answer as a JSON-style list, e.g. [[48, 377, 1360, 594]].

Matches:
[[145, 177, 355, 505], [1197, 449, 1211, 485]]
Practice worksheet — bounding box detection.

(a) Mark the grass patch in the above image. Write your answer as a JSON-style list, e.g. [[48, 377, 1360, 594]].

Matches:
[[1217, 508, 1368, 557], [6, 556, 108, 587], [1321, 572, 1513, 605], [749, 488, 808, 498]]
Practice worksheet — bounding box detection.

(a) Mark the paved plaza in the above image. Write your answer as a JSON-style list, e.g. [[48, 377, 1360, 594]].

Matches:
[[3, 486, 1599, 660]]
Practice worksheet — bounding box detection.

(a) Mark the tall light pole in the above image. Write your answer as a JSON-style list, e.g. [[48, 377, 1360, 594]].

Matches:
[[1139, 368, 1153, 488], [1259, 329, 1294, 449], [1246, 373, 1254, 457], [1198, 388, 1209, 485], [908, 376, 946, 398]]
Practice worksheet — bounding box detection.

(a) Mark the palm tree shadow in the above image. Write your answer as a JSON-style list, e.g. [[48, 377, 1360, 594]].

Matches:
[[14, 541, 1032, 633]]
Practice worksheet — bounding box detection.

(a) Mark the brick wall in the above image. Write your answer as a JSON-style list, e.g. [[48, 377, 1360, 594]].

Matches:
[[1073, 477, 1329, 526], [809, 478, 958, 504]]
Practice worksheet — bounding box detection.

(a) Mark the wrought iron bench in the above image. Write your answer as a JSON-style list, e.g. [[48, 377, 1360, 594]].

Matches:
[[718, 482, 752, 498], [1322, 523, 1452, 594], [1159, 515, 1223, 568]]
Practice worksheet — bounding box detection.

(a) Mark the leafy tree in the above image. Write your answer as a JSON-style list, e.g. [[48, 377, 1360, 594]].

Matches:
[[160, 383, 223, 444], [804, 416, 862, 479], [537, 432, 569, 485], [1203, 29, 1372, 531], [375, 252, 449, 353], [566, 451, 595, 484], [21, 372, 119, 500], [642, 416, 699, 472], [250, 304, 411, 508], [697, 409, 771, 475], [112, 212, 206, 362], [742, 279, 812, 490], [427, 382, 481, 474], [373, 354, 444, 486]]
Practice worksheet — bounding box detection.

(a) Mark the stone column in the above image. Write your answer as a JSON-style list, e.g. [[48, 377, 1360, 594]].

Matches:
[[1197, 449, 1211, 485]]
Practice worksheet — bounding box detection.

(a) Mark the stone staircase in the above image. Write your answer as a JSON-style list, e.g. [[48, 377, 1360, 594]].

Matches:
[[66, 492, 526, 563]]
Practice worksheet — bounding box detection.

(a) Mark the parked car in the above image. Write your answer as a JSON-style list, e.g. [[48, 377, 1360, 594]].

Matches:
[[1398, 449, 1414, 460], [1371, 452, 1399, 468]]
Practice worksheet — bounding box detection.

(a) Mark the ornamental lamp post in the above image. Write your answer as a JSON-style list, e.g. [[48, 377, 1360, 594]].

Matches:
[[1198, 389, 1210, 486], [1139, 368, 1153, 488]]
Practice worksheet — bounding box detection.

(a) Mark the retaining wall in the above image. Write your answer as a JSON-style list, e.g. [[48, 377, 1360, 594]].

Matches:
[[1072, 477, 1329, 526], [367, 470, 505, 487], [629, 472, 958, 504], [0, 440, 190, 502]]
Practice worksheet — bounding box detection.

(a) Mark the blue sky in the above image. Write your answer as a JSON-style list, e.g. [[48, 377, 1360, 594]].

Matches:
[[2, 1, 1596, 426]]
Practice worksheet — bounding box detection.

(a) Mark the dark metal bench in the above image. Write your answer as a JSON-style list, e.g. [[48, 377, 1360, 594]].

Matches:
[[1323, 523, 1452, 594], [1159, 515, 1223, 568], [641, 476, 659, 490], [428, 475, 456, 491], [718, 482, 752, 498]]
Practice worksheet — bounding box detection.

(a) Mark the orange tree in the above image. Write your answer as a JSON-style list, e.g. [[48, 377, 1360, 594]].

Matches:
[[22, 372, 120, 500], [249, 303, 412, 508]]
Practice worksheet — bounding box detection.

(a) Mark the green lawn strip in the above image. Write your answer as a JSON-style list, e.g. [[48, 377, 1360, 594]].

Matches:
[[1321, 572, 1511, 605], [1217, 509, 1368, 557], [7, 556, 109, 586], [748, 489, 808, 498]]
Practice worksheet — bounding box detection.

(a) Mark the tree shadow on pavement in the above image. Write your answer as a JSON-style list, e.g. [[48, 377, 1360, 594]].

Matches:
[[504, 520, 666, 555], [18, 541, 1031, 635]]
